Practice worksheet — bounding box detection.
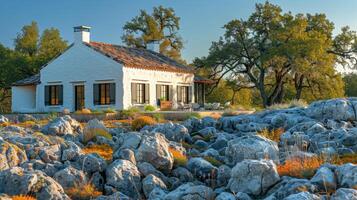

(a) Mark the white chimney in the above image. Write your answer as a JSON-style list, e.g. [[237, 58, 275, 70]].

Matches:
[[147, 40, 160, 53], [73, 25, 91, 43]]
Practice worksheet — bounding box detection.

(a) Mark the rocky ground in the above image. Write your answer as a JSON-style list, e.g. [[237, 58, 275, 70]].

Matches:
[[1, 98, 357, 199]]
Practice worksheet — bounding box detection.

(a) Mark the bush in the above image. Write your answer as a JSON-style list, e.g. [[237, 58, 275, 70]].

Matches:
[[131, 115, 156, 131], [258, 128, 284, 142], [144, 104, 156, 111], [90, 109, 103, 114], [169, 147, 188, 167], [120, 107, 141, 119], [11, 195, 36, 200], [83, 128, 112, 144], [65, 183, 102, 200], [278, 157, 323, 179], [268, 99, 308, 110], [82, 144, 113, 161], [103, 107, 116, 113], [152, 113, 164, 122], [204, 156, 222, 167], [75, 108, 92, 114], [184, 112, 201, 120]]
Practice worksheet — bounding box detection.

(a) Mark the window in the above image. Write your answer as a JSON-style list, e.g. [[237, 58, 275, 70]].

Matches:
[[131, 83, 149, 104], [156, 84, 172, 101], [177, 86, 192, 104], [93, 83, 115, 105], [45, 85, 63, 106]]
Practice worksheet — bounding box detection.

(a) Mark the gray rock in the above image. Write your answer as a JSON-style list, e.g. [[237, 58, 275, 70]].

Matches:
[[79, 153, 107, 174], [172, 167, 194, 183], [187, 157, 218, 179], [113, 148, 136, 164], [305, 98, 356, 121], [82, 119, 109, 143], [331, 188, 357, 200], [118, 132, 142, 149], [54, 166, 87, 189], [164, 182, 214, 200], [215, 192, 236, 200], [217, 165, 231, 187], [61, 141, 82, 161], [95, 192, 131, 200], [225, 135, 279, 166], [198, 127, 217, 138], [142, 174, 167, 198], [210, 137, 228, 150], [42, 115, 81, 136], [266, 177, 318, 199], [18, 114, 36, 122], [0, 115, 9, 123], [0, 167, 70, 200], [284, 192, 321, 200], [39, 144, 62, 163], [143, 122, 191, 142], [235, 192, 252, 200], [90, 172, 105, 191], [105, 159, 142, 199], [202, 116, 217, 128], [194, 140, 209, 149], [137, 162, 168, 184], [335, 163, 357, 188], [149, 187, 168, 200], [235, 122, 269, 132], [310, 167, 336, 192], [0, 140, 27, 170], [135, 132, 174, 173], [229, 159, 280, 196]]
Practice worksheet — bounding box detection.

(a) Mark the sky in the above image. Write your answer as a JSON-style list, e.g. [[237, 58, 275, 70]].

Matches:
[[1, 0, 357, 64]]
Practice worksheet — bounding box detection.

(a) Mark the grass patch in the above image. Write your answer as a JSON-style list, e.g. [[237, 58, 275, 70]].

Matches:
[[203, 156, 222, 167], [258, 128, 284, 142], [267, 99, 308, 110], [11, 195, 36, 200], [103, 107, 116, 113], [278, 156, 323, 179], [332, 153, 357, 165], [131, 115, 156, 131], [65, 183, 102, 200], [83, 128, 112, 144], [82, 144, 113, 161], [144, 104, 156, 111], [184, 112, 202, 120], [120, 107, 141, 119], [169, 147, 188, 167]]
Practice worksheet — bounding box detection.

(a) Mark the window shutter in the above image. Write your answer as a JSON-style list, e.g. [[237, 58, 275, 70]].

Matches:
[[131, 83, 137, 104], [156, 84, 160, 100], [93, 84, 99, 105], [110, 83, 116, 104], [169, 85, 173, 101], [58, 85, 63, 105], [145, 84, 150, 104], [188, 86, 192, 103], [177, 86, 182, 102], [45, 86, 50, 106]]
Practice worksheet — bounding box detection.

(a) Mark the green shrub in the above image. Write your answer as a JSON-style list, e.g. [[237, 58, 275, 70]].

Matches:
[[120, 107, 141, 119], [152, 113, 164, 122], [144, 104, 156, 111], [91, 109, 104, 114], [185, 112, 201, 120], [131, 116, 156, 131], [103, 107, 116, 113]]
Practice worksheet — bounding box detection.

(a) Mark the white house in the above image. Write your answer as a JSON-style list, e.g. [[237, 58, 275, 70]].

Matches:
[[12, 26, 210, 113]]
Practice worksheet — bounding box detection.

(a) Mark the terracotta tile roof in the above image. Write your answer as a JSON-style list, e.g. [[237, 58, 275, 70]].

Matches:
[[85, 42, 194, 74], [194, 75, 215, 84], [12, 74, 40, 86]]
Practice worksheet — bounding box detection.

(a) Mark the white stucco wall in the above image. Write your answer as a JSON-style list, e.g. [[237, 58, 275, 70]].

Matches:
[[122, 67, 194, 109], [12, 85, 36, 113], [36, 43, 124, 112]]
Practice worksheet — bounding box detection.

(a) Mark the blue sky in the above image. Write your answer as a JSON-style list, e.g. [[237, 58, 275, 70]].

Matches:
[[1, 0, 357, 63]]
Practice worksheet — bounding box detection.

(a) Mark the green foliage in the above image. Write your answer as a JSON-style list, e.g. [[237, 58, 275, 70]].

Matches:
[[122, 6, 184, 62], [120, 107, 141, 119], [203, 156, 223, 167], [144, 104, 156, 111], [38, 28, 67, 62], [343, 73, 357, 97], [102, 107, 117, 113], [152, 113, 164, 122], [14, 21, 39, 56], [195, 2, 347, 107], [184, 112, 201, 120]]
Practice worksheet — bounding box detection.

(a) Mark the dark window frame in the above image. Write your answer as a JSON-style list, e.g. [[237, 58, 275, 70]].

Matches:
[[94, 83, 115, 105], [131, 83, 149, 104], [45, 85, 63, 106]]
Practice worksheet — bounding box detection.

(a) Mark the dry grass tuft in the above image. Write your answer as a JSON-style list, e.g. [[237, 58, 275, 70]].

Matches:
[[65, 183, 102, 200], [332, 153, 357, 165], [258, 128, 284, 142], [11, 195, 37, 200], [169, 147, 188, 167], [278, 156, 323, 179], [203, 156, 223, 167], [131, 115, 156, 131], [82, 144, 113, 161], [83, 128, 112, 144], [74, 108, 92, 114]]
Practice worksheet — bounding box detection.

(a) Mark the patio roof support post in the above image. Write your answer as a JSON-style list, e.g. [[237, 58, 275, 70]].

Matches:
[[202, 83, 205, 105]]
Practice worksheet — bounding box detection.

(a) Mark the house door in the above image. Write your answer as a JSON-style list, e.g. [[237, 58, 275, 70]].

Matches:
[[75, 85, 85, 111]]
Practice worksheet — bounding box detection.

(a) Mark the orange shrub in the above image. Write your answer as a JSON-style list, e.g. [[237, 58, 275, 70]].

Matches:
[[11, 195, 36, 200], [278, 157, 323, 179], [332, 153, 357, 165], [169, 147, 188, 167], [65, 183, 102, 200], [131, 115, 156, 131], [0, 122, 10, 127], [82, 144, 113, 161], [258, 128, 284, 142]]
